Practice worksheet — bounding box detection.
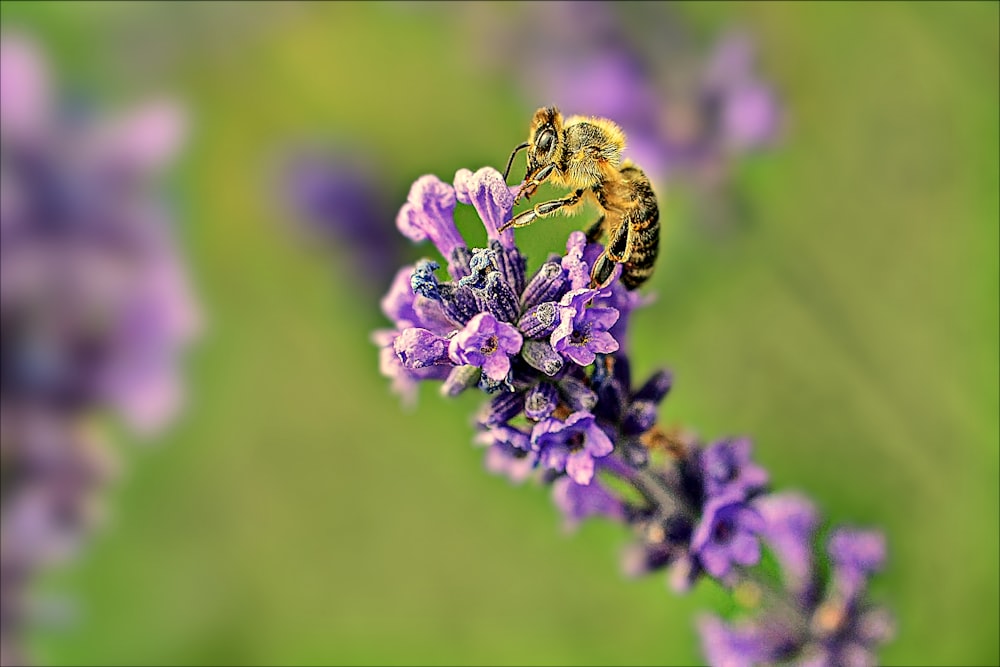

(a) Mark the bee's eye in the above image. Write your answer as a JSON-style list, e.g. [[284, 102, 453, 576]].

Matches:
[[537, 130, 555, 154]]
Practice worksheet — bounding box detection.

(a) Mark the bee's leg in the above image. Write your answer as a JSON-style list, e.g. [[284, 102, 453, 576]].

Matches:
[[500, 189, 583, 231], [603, 218, 634, 263], [589, 222, 633, 287], [584, 216, 606, 244], [590, 252, 615, 288], [513, 163, 556, 204]]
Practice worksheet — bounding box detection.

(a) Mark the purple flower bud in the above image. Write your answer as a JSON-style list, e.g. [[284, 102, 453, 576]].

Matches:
[[551, 288, 620, 366], [633, 369, 673, 403], [691, 493, 765, 580], [448, 312, 523, 382], [477, 389, 525, 427], [700, 438, 769, 499], [439, 283, 479, 326], [520, 260, 567, 310], [459, 248, 518, 322], [524, 382, 558, 421], [520, 340, 563, 377], [480, 272, 519, 323], [531, 411, 614, 485], [393, 328, 451, 370], [621, 399, 658, 436], [454, 166, 518, 250], [448, 245, 473, 281], [492, 241, 526, 297], [517, 301, 559, 338], [396, 174, 464, 266]]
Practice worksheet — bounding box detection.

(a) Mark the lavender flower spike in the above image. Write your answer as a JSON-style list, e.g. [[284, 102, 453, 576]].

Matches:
[[0, 32, 199, 663], [448, 312, 523, 382], [373, 166, 892, 666]]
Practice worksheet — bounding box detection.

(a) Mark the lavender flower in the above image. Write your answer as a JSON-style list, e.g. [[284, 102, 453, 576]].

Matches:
[[701, 437, 769, 499], [531, 411, 614, 485], [551, 288, 620, 366], [282, 146, 406, 291], [690, 493, 765, 580], [552, 473, 626, 529], [448, 312, 523, 382], [373, 166, 891, 665], [0, 32, 198, 663]]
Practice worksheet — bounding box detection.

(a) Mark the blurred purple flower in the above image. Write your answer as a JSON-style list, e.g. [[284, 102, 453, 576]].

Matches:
[[283, 148, 405, 291], [469, 2, 781, 187], [690, 494, 765, 580], [0, 31, 198, 662], [552, 473, 626, 529], [755, 491, 819, 593], [530, 410, 614, 485], [700, 437, 769, 499]]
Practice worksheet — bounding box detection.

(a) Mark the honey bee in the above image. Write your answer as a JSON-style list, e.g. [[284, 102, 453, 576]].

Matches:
[[499, 106, 660, 290]]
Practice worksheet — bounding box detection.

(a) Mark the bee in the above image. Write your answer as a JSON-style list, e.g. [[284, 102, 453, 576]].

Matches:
[[499, 106, 659, 290]]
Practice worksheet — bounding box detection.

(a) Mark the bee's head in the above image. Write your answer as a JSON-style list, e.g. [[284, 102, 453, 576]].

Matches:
[[502, 107, 564, 201], [526, 106, 563, 175]]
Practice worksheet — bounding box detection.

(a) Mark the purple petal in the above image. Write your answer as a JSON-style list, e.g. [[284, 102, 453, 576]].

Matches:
[[552, 476, 624, 528], [540, 443, 568, 472], [586, 306, 620, 330], [453, 167, 517, 249], [95, 99, 186, 173], [494, 320, 524, 354], [583, 422, 614, 457], [699, 543, 731, 578], [564, 345, 597, 367], [729, 531, 761, 566], [395, 175, 462, 259], [381, 266, 420, 327], [480, 351, 511, 381], [565, 449, 595, 485], [0, 33, 51, 137], [561, 232, 591, 290], [586, 330, 620, 355]]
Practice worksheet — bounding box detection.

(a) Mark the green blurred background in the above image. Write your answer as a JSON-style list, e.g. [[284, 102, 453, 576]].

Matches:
[[2, 1, 997, 665]]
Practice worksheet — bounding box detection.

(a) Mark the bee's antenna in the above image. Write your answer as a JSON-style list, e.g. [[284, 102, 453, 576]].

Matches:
[[503, 142, 530, 182]]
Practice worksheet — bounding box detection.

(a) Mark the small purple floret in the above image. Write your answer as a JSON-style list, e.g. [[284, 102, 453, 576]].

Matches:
[[701, 438, 769, 499], [396, 174, 463, 260], [551, 288, 620, 366], [530, 411, 614, 485], [691, 494, 765, 579], [448, 312, 522, 382]]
